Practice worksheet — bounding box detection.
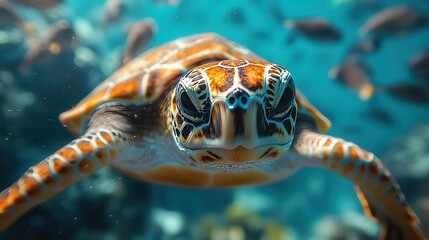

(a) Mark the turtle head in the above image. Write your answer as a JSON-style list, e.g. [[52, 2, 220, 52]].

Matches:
[[170, 60, 297, 164]]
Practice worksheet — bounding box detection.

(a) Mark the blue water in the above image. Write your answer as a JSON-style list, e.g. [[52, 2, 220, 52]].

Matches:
[[1, 0, 429, 239]]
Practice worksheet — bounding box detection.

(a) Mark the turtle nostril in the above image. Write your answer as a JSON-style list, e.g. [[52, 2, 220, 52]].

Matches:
[[240, 96, 248, 105], [228, 96, 236, 105]]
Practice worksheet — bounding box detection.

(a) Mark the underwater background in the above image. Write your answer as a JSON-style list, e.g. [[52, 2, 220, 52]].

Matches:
[[1, 0, 429, 239]]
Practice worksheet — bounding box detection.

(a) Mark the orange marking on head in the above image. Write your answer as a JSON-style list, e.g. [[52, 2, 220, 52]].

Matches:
[[349, 146, 361, 160], [33, 162, 56, 186], [78, 158, 96, 175], [205, 66, 233, 93], [333, 143, 345, 161], [58, 148, 79, 163], [94, 149, 109, 165], [240, 64, 264, 91], [52, 157, 73, 176], [77, 141, 94, 155], [21, 177, 42, 198]]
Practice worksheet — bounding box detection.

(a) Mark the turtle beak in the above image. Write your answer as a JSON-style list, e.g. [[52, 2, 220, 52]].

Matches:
[[192, 97, 289, 150]]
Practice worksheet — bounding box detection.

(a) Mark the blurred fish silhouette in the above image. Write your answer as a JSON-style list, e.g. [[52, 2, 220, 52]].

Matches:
[[360, 5, 429, 38], [121, 18, 158, 65], [9, 0, 63, 10], [409, 50, 429, 81], [329, 57, 375, 100], [22, 20, 78, 68], [0, 1, 34, 33], [283, 17, 342, 43], [101, 0, 124, 30], [381, 83, 429, 104], [349, 36, 381, 54], [362, 104, 395, 125]]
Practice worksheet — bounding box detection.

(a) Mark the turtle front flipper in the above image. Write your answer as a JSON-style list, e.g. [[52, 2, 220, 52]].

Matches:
[[292, 122, 425, 240], [0, 129, 126, 232]]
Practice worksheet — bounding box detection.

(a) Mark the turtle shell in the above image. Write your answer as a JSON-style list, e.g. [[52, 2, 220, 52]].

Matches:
[[60, 33, 330, 136]]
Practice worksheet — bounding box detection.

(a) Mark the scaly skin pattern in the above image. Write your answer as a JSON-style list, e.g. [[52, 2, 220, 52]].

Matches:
[[293, 127, 425, 240], [0, 129, 126, 231]]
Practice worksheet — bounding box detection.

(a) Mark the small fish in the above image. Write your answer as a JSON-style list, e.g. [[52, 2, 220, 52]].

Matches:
[[382, 83, 429, 104], [23, 20, 78, 66], [283, 17, 342, 43], [359, 5, 429, 37], [101, 0, 125, 30], [329, 57, 375, 100], [10, 0, 63, 10], [409, 50, 429, 80], [122, 18, 158, 65], [0, 1, 33, 33]]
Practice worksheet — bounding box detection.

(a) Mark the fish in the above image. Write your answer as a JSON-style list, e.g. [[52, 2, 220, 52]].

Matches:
[[283, 17, 342, 43], [121, 18, 158, 65], [101, 0, 125, 30], [9, 0, 63, 10], [0, 1, 33, 33], [22, 20, 78, 67], [409, 50, 429, 81], [382, 83, 429, 104], [329, 57, 375, 100], [359, 5, 429, 37]]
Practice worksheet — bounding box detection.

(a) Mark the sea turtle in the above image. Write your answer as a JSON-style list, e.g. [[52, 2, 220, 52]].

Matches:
[[0, 33, 425, 239]]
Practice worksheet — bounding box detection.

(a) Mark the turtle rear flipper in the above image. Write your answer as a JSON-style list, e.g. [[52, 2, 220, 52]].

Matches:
[[0, 129, 126, 232], [292, 122, 425, 240]]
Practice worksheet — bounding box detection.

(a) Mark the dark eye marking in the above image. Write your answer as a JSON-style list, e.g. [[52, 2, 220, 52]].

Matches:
[[272, 79, 295, 119], [180, 90, 199, 115]]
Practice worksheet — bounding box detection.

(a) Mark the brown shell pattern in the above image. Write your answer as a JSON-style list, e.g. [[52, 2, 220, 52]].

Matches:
[[59, 33, 330, 136]]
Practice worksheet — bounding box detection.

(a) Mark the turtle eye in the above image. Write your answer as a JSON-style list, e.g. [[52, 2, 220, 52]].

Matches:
[[177, 85, 203, 122], [273, 80, 295, 119]]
